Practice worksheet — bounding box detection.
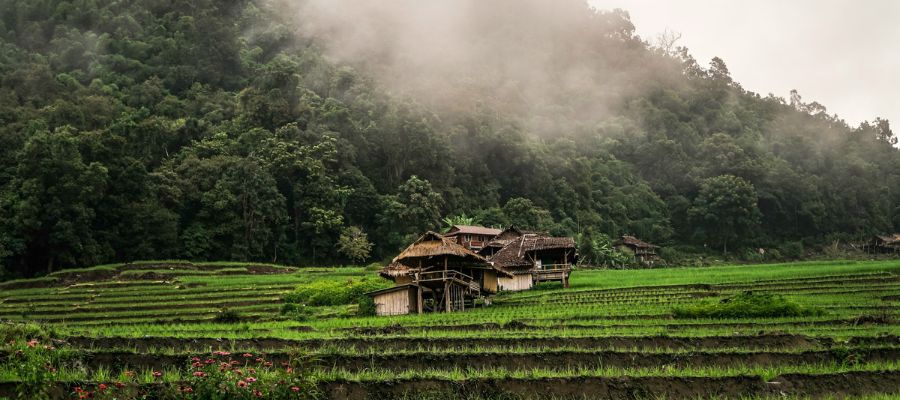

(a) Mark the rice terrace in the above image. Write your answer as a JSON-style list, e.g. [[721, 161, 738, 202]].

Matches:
[[1, 259, 899, 399], [2, 0, 900, 399]]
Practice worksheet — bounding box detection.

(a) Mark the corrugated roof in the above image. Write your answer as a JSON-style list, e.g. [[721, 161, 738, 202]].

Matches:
[[447, 225, 503, 236]]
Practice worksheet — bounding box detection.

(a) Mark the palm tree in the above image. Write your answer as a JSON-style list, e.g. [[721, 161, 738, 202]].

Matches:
[[441, 214, 479, 233]]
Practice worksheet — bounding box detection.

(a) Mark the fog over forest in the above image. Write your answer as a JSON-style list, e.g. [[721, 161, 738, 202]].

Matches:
[[0, 0, 897, 277]]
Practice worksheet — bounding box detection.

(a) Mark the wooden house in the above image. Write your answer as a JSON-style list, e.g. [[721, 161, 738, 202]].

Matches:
[[444, 225, 502, 251], [369, 231, 513, 316], [863, 234, 900, 254], [613, 235, 660, 266], [486, 228, 576, 290]]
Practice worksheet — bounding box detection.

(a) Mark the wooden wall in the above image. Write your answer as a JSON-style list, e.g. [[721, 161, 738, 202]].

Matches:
[[483, 270, 498, 293], [373, 288, 415, 316], [498, 274, 533, 291]]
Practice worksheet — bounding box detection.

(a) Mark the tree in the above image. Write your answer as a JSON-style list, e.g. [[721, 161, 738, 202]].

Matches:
[[2, 127, 108, 274], [337, 226, 372, 263], [441, 214, 479, 233], [502, 197, 552, 231], [689, 175, 761, 254]]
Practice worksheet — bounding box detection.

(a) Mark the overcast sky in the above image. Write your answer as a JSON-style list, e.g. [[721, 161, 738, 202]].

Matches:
[[588, 0, 900, 128]]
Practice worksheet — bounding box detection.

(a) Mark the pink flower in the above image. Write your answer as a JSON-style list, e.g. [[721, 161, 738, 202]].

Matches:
[[253, 389, 262, 397], [245, 377, 257, 383], [98, 384, 107, 391], [26, 339, 38, 348], [242, 353, 253, 358], [152, 371, 162, 378], [192, 371, 206, 377], [237, 380, 248, 388], [191, 357, 201, 362], [291, 386, 301, 392]]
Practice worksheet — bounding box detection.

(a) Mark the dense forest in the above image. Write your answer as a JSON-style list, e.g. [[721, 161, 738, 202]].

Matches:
[[1, 0, 898, 277]]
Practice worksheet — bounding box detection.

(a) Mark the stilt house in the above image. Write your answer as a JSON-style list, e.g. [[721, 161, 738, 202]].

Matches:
[[864, 234, 900, 254], [485, 228, 576, 290], [614, 235, 660, 266], [444, 225, 502, 251], [370, 231, 513, 316]]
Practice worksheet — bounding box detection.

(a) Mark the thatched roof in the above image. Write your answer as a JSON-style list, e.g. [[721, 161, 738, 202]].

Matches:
[[489, 233, 576, 269], [613, 235, 659, 249], [446, 225, 503, 236], [393, 231, 488, 265], [379, 262, 420, 279]]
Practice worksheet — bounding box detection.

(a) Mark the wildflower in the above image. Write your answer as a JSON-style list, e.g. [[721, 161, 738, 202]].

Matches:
[[253, 389, 262, 397], [152, 371, 162, 378], [264, 361, 273, 367], [248, 368, 256, 374], [291, 386, 301, 392], [181, 386, 194, 393], [192, 371, 206, 377], [26, 339, 38, 348], [286, 367, 293, 374], [237, 380, 248, 388], [191, 357, 201, 362], [213, 350, 231, 356], [205, 358, 215, 364], [255, 357, 264, 363], [245, 377, 257, 383], [115, 382, 125, 389], [98, 384, 107, 391], [124, 370, 136, 378], [192, 361, 202, 368], [233, 369, 243, 375], [243, 353, 253, 358]]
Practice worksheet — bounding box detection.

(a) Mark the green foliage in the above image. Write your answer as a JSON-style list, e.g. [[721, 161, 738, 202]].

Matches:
[[778, 241, 805, 259], [0, 0, 897, 278], [689, 175, 762, 253], [441, 214, 480, 233], [576, 231, 632, 268], [284, 278, 391, 307], [336, 226, 372, 263], [212, 308, 242, 324], [673, 292, 824, 319]]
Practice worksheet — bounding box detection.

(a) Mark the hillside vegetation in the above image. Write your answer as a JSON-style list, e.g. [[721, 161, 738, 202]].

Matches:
[[1, 0, 899, 278]]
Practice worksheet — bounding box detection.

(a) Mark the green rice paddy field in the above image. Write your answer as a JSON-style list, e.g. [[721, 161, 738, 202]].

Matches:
[[1, 260, 899, 399]]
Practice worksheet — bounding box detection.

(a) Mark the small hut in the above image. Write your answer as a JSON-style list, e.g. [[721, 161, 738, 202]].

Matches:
[[613, 235, 660, 266], [444, 225, 502, 250], [864, 234, 900, 254], [371, 231, 512, 315], [488, 229, 576, 290]]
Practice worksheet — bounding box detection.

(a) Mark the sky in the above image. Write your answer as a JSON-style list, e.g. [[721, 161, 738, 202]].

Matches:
[[588, 0, 900, 128]]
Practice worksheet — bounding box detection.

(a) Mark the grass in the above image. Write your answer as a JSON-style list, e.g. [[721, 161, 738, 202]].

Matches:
[[0, 259, 898, 399]]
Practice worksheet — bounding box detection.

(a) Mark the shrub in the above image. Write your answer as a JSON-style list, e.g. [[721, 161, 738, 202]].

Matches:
[[283, 277, 391, 316], [779, 241, 804, 259], [673, 292, 824, 319], [213, 308, 241, 323]]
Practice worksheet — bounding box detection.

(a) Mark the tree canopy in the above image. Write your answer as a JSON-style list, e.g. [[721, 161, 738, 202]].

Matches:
[[0, 0, 897, 277]]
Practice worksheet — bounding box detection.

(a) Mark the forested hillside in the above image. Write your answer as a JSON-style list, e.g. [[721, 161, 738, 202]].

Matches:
[[0, 0, 898, 277]]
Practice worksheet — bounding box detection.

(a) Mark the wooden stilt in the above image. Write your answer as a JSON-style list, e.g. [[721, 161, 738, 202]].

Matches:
[[444, 281, 451, 312], [417, 285, 423, 314]]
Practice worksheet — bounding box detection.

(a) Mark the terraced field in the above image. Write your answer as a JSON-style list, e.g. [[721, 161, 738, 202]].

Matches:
[[1, 260, 899, 399]]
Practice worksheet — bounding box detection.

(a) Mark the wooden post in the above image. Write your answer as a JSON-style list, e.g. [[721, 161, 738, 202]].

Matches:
[[417, 285, 423, 314], [444, 280, 451, 312]]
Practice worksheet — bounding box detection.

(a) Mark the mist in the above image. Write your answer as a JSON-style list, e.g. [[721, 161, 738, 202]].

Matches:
[[279, 0, 677, 136]]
